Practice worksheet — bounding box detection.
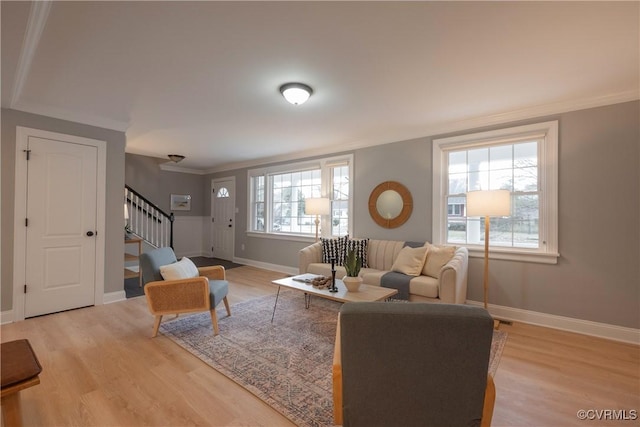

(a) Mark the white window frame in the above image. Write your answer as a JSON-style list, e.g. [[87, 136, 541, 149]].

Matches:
[[433, 121, 559, 264], [247, 154, 353, 241]]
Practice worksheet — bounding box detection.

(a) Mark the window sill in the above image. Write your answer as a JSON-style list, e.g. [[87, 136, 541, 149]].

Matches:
[[466, 246, 559, 265]]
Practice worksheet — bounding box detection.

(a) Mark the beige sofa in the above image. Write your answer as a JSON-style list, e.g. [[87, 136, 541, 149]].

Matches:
[[299, 239, 468, 304]]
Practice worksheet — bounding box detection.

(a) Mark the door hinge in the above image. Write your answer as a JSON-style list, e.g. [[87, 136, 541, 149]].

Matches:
[[211, 217, 214, 222], [24, 284, 27, 294], [211, 246, 214, 252], [212, 188, 215, 194], [23, 149, 31, 160], [25, 218, 28, 227]]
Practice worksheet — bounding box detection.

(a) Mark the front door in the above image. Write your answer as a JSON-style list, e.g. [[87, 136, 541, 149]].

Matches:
[[23, 136, 99, 317], [211, 177, 235, 261]]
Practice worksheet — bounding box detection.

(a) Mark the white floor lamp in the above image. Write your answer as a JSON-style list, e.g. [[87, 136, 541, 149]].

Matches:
[[305, 198, 331, 242], [466, 190, 511, 310]]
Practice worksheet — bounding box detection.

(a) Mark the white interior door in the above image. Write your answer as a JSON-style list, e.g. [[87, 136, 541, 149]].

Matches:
[[211, 177, 235, 261], [24, 136, 98, 317]]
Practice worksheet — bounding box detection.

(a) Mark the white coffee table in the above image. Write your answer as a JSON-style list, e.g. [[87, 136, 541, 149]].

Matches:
[[270, 275, 398, 322]]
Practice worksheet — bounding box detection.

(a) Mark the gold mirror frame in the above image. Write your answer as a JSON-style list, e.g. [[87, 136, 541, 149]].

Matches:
[[368, 181, 413, 228]]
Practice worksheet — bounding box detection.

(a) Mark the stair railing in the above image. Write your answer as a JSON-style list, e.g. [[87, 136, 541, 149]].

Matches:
[[125, 185, 174, 248]]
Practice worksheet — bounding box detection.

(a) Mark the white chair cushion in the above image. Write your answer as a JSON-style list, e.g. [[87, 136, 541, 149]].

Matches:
[[160, 257, 199, 281]]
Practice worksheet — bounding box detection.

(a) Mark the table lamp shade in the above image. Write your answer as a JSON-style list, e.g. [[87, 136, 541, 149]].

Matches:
[[466, 190, 511, 217], [305, 198, 331, 216]]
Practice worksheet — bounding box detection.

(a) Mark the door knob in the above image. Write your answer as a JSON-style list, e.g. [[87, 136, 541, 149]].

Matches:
[[86, 231, 95, 236]]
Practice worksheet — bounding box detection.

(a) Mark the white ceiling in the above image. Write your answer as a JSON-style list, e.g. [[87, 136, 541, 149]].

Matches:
[[2, 1, 638, 172]]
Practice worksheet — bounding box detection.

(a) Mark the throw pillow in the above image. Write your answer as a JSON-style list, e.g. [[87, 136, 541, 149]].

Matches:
[[160, 257, 199, 281], [347, 238, 369, 268], [391, 245, 429, 276], [321, 235, 349, 265], [422, 244, 456, 278]]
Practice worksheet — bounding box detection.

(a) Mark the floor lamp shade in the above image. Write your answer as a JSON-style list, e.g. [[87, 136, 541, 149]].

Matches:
[[305, 198, 331, 241], [305, 198, 331, 216], [466, 190, 511, 217]]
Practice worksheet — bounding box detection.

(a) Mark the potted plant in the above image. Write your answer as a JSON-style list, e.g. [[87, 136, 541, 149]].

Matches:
[[343, 248, 363, 292]]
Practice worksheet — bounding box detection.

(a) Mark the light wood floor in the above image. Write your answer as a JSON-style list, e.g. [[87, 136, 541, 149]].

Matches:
[[2, 266, 638, 426]]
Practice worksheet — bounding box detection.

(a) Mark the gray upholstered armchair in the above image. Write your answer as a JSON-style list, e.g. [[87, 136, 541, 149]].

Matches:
[[333, 302, 495, 427], [139, 247, 231, 338]]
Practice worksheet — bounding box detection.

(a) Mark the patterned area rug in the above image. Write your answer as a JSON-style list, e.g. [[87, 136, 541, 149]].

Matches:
[[160, 290, 507, 427]]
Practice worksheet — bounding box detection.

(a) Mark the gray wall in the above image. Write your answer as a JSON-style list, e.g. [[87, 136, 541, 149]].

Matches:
[[207, 101, 639, 329], [125, 153, 206, 216], [1, 108, 126, 310]]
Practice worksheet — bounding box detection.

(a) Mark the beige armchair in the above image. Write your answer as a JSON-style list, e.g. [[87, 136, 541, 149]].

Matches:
[[140, 247, 231, 337]]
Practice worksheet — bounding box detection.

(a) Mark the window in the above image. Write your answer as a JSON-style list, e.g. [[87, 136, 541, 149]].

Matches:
[[216, 187, 230, 198], [331, 165, 350, 236], [248, 155, 353, 238], [433, 121, 558, 264]]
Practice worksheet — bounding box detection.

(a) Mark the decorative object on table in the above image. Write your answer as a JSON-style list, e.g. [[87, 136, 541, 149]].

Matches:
[[342, 248, 363, 292], [466, 189, 511, 309], [290, 273, 331, 289], [170, 194, 191, 211], [310, 276, 331, 289], [305, 197, 331, 242], [329, 257, 338, 293]]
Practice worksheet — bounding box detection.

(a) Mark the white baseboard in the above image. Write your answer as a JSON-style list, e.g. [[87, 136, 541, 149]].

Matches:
[[1, 310, 14, 325], [467, 300, 640, 345], [2, 291, 127, 324], [103, 290, 127, 304], [232, 257, 298, 276], [175, 250, 207, 258]]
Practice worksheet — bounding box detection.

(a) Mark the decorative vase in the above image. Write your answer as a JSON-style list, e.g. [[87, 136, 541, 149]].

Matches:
[[343, 276, 363, 292]]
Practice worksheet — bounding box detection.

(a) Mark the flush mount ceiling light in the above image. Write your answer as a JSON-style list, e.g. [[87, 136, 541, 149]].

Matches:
[[168, 154, 185, 163], [279, 82, 313, 105]]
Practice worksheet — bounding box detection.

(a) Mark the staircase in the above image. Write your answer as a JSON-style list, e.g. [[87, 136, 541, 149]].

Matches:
[[124, 185, 174, 249]]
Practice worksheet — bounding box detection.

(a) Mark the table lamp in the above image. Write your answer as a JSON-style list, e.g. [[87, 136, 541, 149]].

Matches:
[[305, 198, 331, 241]]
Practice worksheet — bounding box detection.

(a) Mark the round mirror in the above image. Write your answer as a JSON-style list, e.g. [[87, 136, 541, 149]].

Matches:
[[376, 190, 403, 219], [368, 181, 413, 228]]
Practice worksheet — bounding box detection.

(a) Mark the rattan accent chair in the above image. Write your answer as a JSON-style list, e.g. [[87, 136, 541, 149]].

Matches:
[[139, 247, 231, 337]]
